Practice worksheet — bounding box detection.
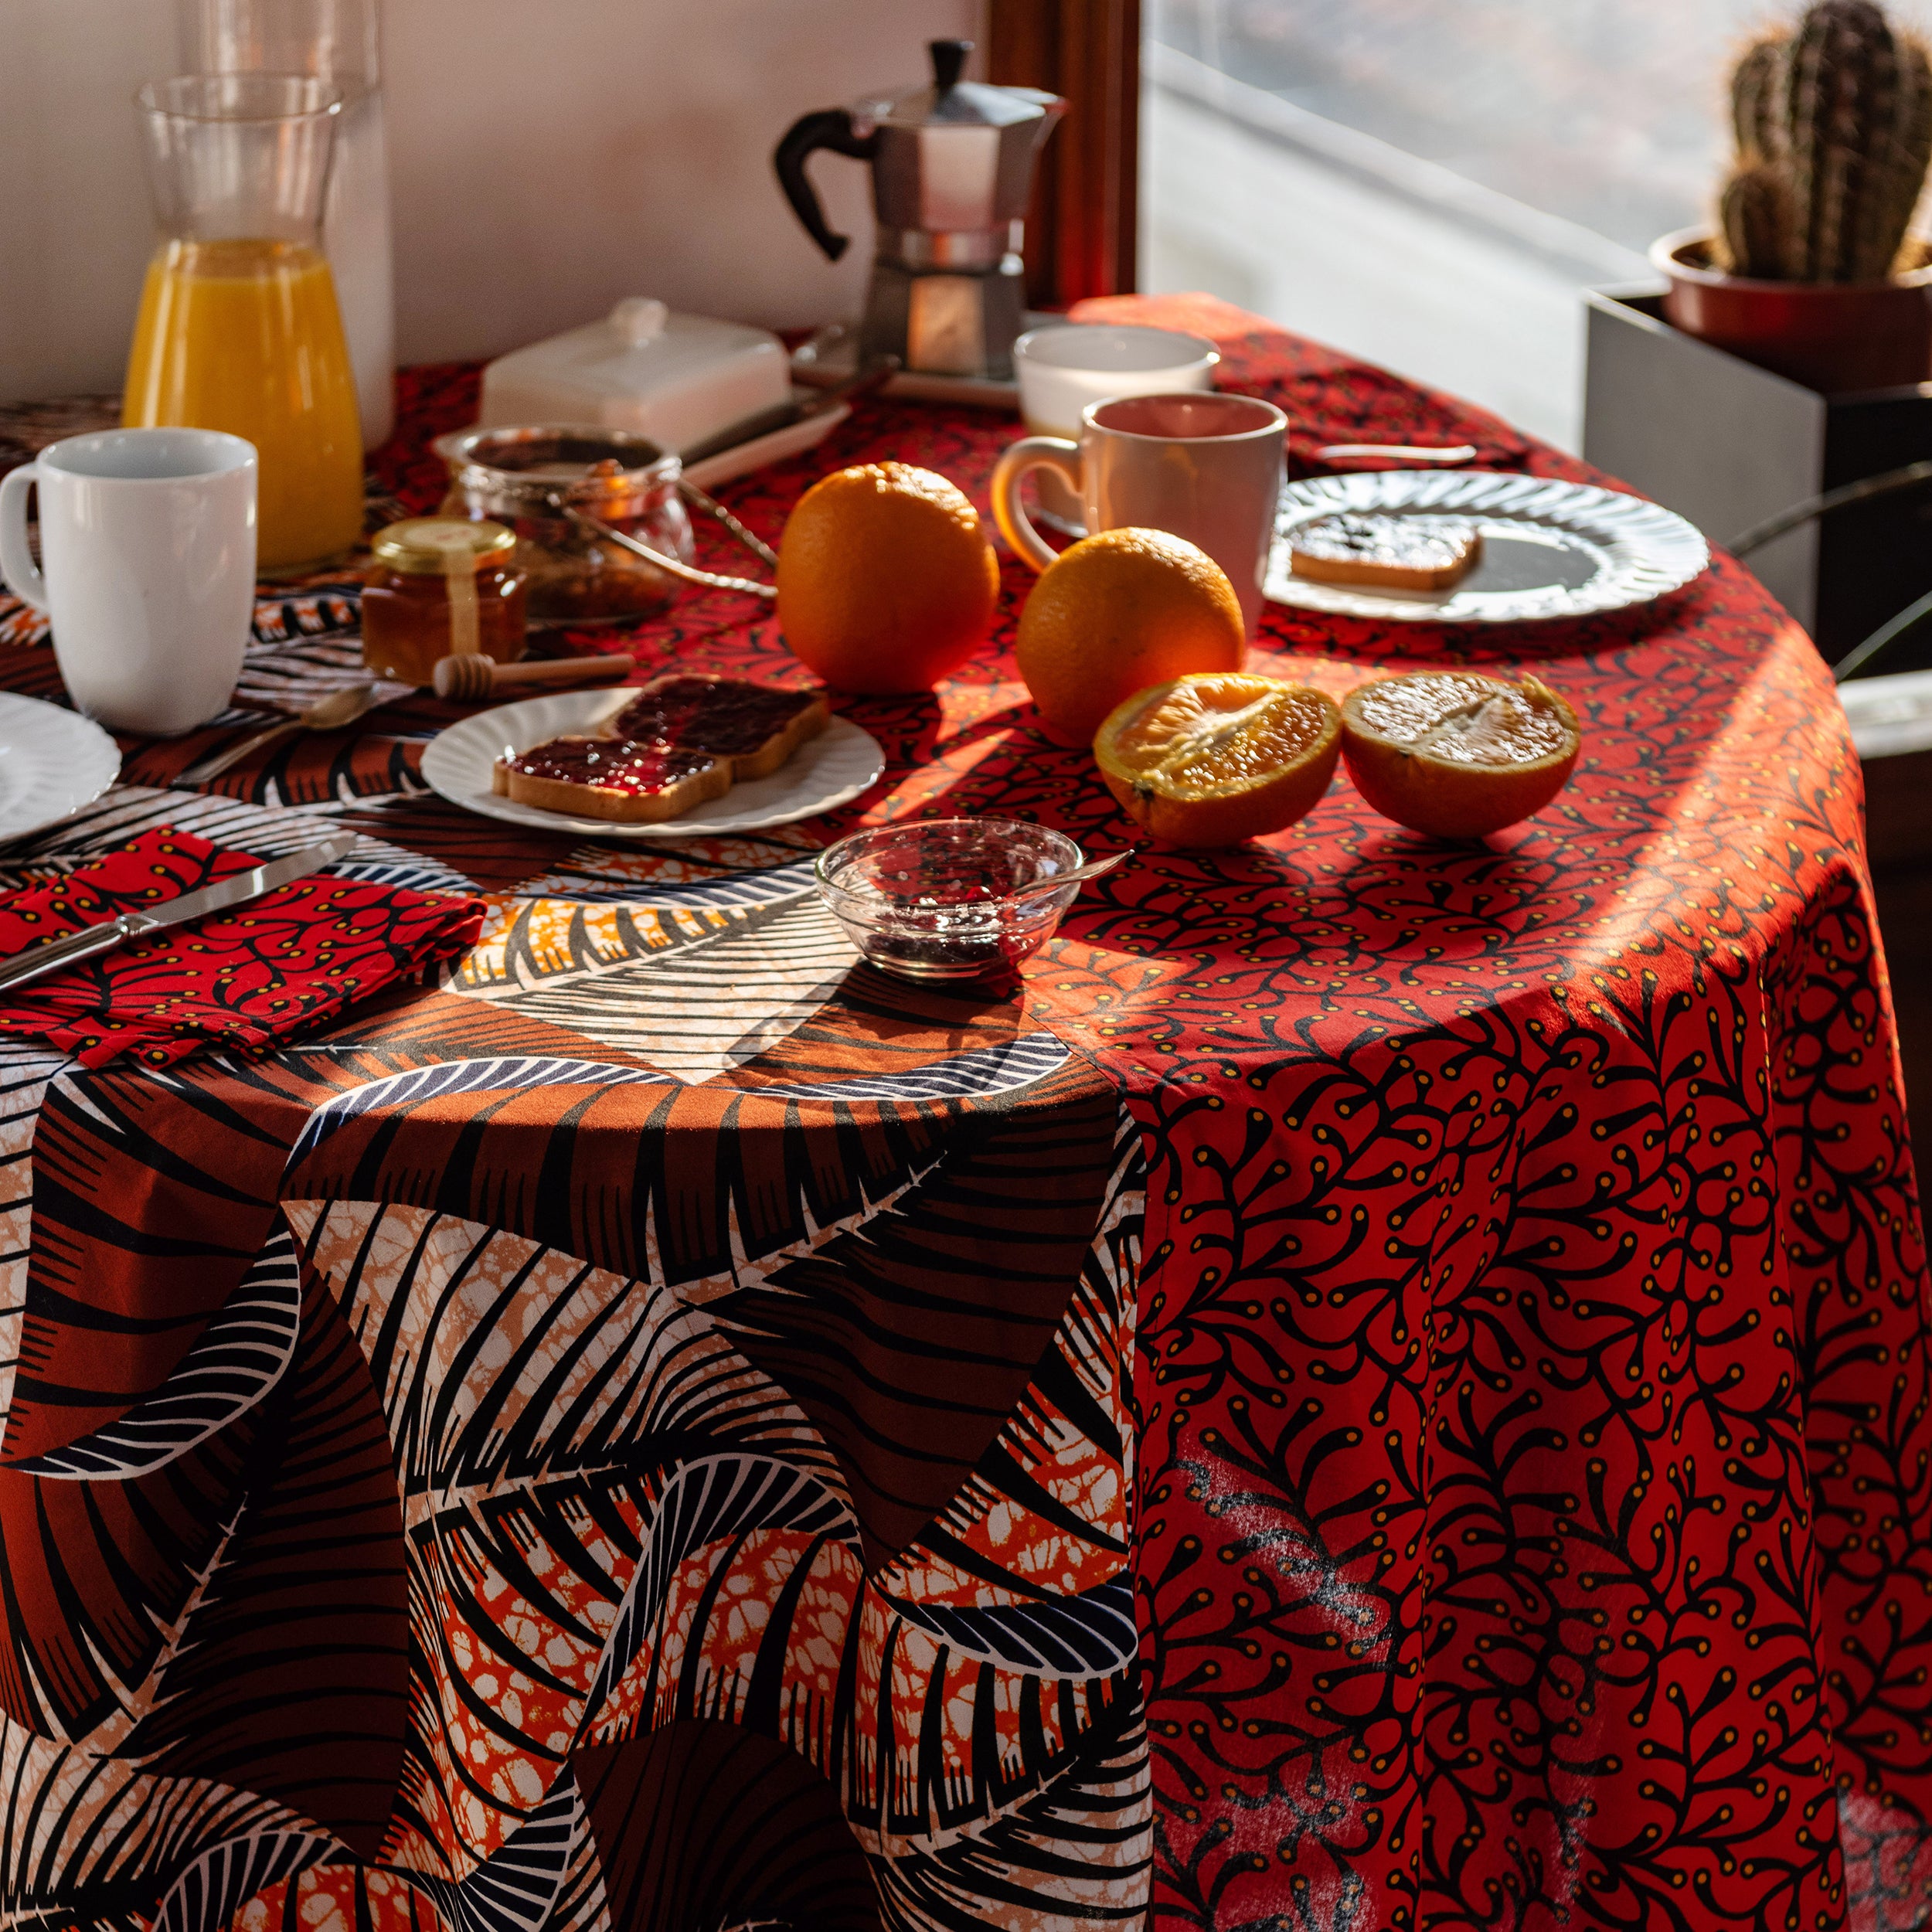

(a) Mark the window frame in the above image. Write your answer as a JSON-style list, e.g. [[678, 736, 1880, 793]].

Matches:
[[986, 0, 1142, 308]]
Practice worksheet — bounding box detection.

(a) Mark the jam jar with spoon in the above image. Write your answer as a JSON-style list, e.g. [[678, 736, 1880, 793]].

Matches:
[[432, 426, 697, 627], [361, 517, 529, 685]]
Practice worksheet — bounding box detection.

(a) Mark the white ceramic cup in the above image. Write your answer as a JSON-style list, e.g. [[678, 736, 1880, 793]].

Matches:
[[1014, 322, 1220, 436], [1013, 323, 1219, 529], [992, 391, 1288, 636], [0, 427, 257, 734]]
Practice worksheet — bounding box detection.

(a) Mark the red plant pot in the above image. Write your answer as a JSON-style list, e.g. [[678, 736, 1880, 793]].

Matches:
[[1651, 225, 1932, 393]]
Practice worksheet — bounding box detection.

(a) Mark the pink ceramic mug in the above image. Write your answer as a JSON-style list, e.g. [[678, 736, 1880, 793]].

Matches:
[[991, 390, 1287, 635]]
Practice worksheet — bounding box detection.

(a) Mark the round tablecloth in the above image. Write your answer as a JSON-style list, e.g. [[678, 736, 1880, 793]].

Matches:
[[0, 292, 1923, 1932]]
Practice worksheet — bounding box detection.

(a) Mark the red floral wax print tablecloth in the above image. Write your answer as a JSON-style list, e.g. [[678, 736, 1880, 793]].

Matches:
[[0, 291, 1923, 1932]]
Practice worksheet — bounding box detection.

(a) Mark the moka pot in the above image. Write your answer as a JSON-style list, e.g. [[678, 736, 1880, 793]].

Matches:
[[774, 39, 1065, 380]]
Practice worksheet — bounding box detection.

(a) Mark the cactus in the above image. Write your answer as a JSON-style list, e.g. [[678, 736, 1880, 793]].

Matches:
[[1714, 0, 1932, 282], [1732, 34, 1788, 161], [1878, 36, 1932, 268], [1790, 0, 1900, 277], [1722, 160, 1793, 276]]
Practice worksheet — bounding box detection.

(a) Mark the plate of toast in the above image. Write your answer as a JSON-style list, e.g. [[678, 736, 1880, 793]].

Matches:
[[1266, 471, 1708, 624], [420, 674, 886, 838]]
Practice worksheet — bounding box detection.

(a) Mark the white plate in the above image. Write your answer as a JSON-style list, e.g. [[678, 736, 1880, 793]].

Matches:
[[0, 694, 121, 845], [419, 687, 886, 838], [1267, 471, 1709, 623], [682, 401, 851, 490]]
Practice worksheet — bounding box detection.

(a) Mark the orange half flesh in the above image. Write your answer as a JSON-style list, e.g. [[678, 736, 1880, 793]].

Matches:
[[1094, 672, 1342, 847], [1340, 670, 1580, 838]]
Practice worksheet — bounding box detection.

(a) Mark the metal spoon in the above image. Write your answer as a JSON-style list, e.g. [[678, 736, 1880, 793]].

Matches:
[[558, 501, 777, 600], [177, 682, 383, 784], [1009, 850, 1132, 900], [1314, 442, 1480, 464]]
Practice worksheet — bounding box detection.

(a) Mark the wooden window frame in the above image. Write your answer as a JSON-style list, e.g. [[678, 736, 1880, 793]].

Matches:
[[985, 0, 1141, 308]]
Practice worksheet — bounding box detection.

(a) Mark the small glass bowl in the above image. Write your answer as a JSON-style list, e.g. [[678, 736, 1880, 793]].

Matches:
[[814, 818, 1085, 981]]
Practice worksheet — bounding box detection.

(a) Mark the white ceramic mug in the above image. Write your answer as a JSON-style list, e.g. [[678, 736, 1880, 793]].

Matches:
[[0, 427, 257, 734], [1013, 323, 1218, 531], [1013, 321, 1219, 435], [992, 391, 1287, 635]]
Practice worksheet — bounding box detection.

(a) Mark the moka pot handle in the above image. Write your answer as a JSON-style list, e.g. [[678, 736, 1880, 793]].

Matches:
[[773, 108, 881, 264]]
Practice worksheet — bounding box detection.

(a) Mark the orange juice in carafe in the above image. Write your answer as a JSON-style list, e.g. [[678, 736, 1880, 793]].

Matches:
[[123, 237, 363, 570]]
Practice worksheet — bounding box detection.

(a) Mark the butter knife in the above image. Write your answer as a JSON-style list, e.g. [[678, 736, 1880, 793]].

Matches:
[[676, 355, 901, 468], [0, 832, 359, 996]]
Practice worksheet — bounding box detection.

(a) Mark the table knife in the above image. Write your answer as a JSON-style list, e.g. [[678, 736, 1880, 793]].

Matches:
[[0, 832, 359, 996], [676, 355, 901, 468]]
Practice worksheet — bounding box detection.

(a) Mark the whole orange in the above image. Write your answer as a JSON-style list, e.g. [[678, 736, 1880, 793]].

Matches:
[[1015, 528, 1245, 747], [775, 462, 999, 693]]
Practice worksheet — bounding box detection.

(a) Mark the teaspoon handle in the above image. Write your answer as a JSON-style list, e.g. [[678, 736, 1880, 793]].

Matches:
[[562, 505, 777, 601], [1013, 852, 1131, 899], [1313, 442, 1480, 464], [177, 716, 305, 785]]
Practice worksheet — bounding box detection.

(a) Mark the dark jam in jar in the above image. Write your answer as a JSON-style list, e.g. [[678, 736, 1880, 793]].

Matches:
[[434, 432, 695, 628], [362, 517, 529, 685]]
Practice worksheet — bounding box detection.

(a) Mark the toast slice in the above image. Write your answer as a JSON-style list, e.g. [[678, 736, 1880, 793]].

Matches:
[[613, 675, 830, 780], [492, 736, 732, 822], [490, 675, 828, 824], [1289, 513, 1482, 591]]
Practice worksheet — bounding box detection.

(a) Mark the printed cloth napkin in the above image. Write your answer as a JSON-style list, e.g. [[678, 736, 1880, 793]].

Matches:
[[0, 825, 485, 1069]]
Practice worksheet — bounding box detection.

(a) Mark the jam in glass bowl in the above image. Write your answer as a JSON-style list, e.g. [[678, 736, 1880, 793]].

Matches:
[[814, 818, 1085, 981]]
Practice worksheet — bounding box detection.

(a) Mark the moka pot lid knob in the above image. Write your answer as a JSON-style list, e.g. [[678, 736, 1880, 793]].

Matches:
[[849, 40, 1063, 135]]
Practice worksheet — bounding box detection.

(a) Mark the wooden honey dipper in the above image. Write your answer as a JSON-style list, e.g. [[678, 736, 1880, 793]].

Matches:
[[432, 651, 635, 701]]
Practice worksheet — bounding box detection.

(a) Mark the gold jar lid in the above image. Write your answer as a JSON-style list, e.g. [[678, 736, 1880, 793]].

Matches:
[[372, 517, 517, 574]]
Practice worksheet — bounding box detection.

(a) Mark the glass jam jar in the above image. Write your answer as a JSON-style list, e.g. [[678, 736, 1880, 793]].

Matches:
[[361, 517, 528, 684], [430, 426, 696, 627]]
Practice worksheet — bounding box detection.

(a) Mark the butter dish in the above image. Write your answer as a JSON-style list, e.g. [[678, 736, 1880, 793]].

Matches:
[[478, 298, 792, 455]]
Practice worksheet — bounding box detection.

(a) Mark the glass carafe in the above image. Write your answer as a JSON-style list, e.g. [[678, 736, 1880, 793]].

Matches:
[[124, 73, 365, 572], [179, 0, 396, 450]]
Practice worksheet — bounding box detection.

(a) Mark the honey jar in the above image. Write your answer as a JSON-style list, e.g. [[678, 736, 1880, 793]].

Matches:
[[362, 518, 528, 684]]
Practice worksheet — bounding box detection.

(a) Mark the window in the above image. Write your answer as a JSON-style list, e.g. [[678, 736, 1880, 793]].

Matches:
[[1141, 0, 1801, 448]]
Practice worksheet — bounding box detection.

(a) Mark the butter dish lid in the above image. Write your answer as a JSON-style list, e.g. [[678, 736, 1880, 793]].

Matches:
[[477, 300, 792, 454]]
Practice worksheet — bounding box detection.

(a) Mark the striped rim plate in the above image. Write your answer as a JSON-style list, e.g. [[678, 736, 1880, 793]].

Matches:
[[1267, 470, 1709, 623]]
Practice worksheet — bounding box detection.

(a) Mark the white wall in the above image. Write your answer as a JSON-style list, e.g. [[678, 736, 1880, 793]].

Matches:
[[0, 0, 978, 399], [0, 2, 177, 398]]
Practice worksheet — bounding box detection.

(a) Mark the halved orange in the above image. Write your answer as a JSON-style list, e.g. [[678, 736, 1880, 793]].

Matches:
[[1340, 669, 1580, 839], [1093, 672, 1342, 847]]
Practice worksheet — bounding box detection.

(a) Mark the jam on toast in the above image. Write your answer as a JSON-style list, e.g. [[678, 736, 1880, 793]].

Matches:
[[611, 675, 829, 781], [492, 736, 731, 823], [492, 675, 829, 822], [1288, 513, 1482, 591]]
